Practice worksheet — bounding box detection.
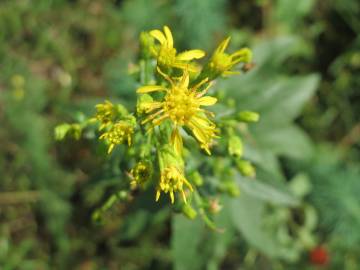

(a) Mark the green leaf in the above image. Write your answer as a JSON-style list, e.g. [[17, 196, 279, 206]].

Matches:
[[231, 192, 280, 257], [236, 173, 300, 207], [251, 124, 314, 160], [172, 215, 204, 270]]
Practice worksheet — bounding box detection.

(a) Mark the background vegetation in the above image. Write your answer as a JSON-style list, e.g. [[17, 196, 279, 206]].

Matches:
[[0, 0, 359, 269]]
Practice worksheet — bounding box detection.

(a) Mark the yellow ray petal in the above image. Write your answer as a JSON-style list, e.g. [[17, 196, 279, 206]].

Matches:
[[181, 190, 187, 204], [198, 96, 218, 106], [156, 190, 161, 201], [179, 70, 190, 89], [171, 128, 183, 155], [150, 29, 166, 45], [172, 62, 199, 73], [176, 50, 205, 61], [143, 101, 163, 112], [163, 25, 174, 48], [170, 191, 175, 204], [190, 78, 208, 92], [216, 37, 231, 54], [137, 85, 167, 93], [188, 120, 207, 144], [231, 48, 252, 62], [223, 70, 241, 77], [156, 67, 174, 86]]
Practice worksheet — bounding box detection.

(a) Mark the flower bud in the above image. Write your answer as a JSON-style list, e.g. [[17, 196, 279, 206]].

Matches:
[[189, 171, 203, 186], [228, 135, 243, 157], [137, 94, 154, 115], [236, 159, 256, 178], [225, 181, 240, 197], [54, 123, 82, 141], [237, 111, 260, 123], [182, 204, 197, 219], [139, 31, 155, 59], [208, 198, 222, 214]]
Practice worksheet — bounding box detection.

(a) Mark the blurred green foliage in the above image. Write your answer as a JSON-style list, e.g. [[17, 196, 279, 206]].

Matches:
[[0, 0, 359, 269]]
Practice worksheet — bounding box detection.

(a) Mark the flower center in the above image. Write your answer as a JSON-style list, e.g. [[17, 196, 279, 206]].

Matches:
[[164, 87, 198, 126], [107, 121, 133, 145], [158, 46, 177, 67], [160, 167, 184, 192], [210, 52, 232, 72]]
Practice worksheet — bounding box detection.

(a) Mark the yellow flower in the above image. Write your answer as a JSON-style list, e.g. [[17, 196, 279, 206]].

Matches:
[[156, 165, 193, 204], [207, 37, 252, 78], [94, 100, 118, 130], [99, 120, 134, 154], [137, 68, 218, 155], [129, 161, 153, 189], [150, 25, 205, 72]]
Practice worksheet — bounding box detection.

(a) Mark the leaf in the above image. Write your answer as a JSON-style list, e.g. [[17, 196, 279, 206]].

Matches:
[[172, 215, 204, 270], [257, 74, 320, 124], [231, 192, 280, 257], [251, 124, 314, 160], [235, 173, 300, 207], [231, 192, 302, 261]]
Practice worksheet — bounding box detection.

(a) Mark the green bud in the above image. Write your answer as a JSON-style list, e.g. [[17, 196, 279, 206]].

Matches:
[[208, 198, 222, 214], [236, 159, 256, 178], [237, 111, 260, 123], [182, 204, 197, 220], [228, 135, 243, 157], [225, 181, 240, 197], [54, 123, 81, 141], [189, 171, 204, 186], [139, 31, 155, 59], [137, 94, 154, 115]]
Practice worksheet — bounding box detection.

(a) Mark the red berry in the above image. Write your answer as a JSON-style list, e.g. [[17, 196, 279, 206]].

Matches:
[[309, 246, 329, 266]]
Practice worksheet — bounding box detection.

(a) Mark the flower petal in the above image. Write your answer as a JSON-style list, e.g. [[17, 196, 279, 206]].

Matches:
[[215, 37, 231, 54], [156, 190, 161, 201], [198, 96, 217, 106], [179, 71, 190, 89], [176, 50, 205, 61], [137, 85, 167, 93], [163, 25, 173, 48], [172, 62, 199, 73], [150, 29, 166, 45], [231, 48, 252, 63], [171, 128, 183, 155]]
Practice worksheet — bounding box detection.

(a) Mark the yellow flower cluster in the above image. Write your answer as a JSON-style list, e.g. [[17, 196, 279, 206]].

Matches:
[[94, 101, 136, 154], [134, 25, 253, 203], [56, 25, 258, 211], [157, 165, 193, 204], [137, 68, 218, 155], [99, 121, 134, 154], [91, 26, 254, 204]]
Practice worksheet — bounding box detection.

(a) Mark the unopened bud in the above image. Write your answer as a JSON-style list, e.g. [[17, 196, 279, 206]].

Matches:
[[236, 159, 256, 178], [225, 182, 240, 197], [140, 32, 155, 59], [189, 171, 203, 186], [137, 94, 154, 115], [237, 111, 260, 123], [182, 204, 197, 220], [228, 135, 243, 157], [208, 198, 222, 214], [54, 123, 82, 141]]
